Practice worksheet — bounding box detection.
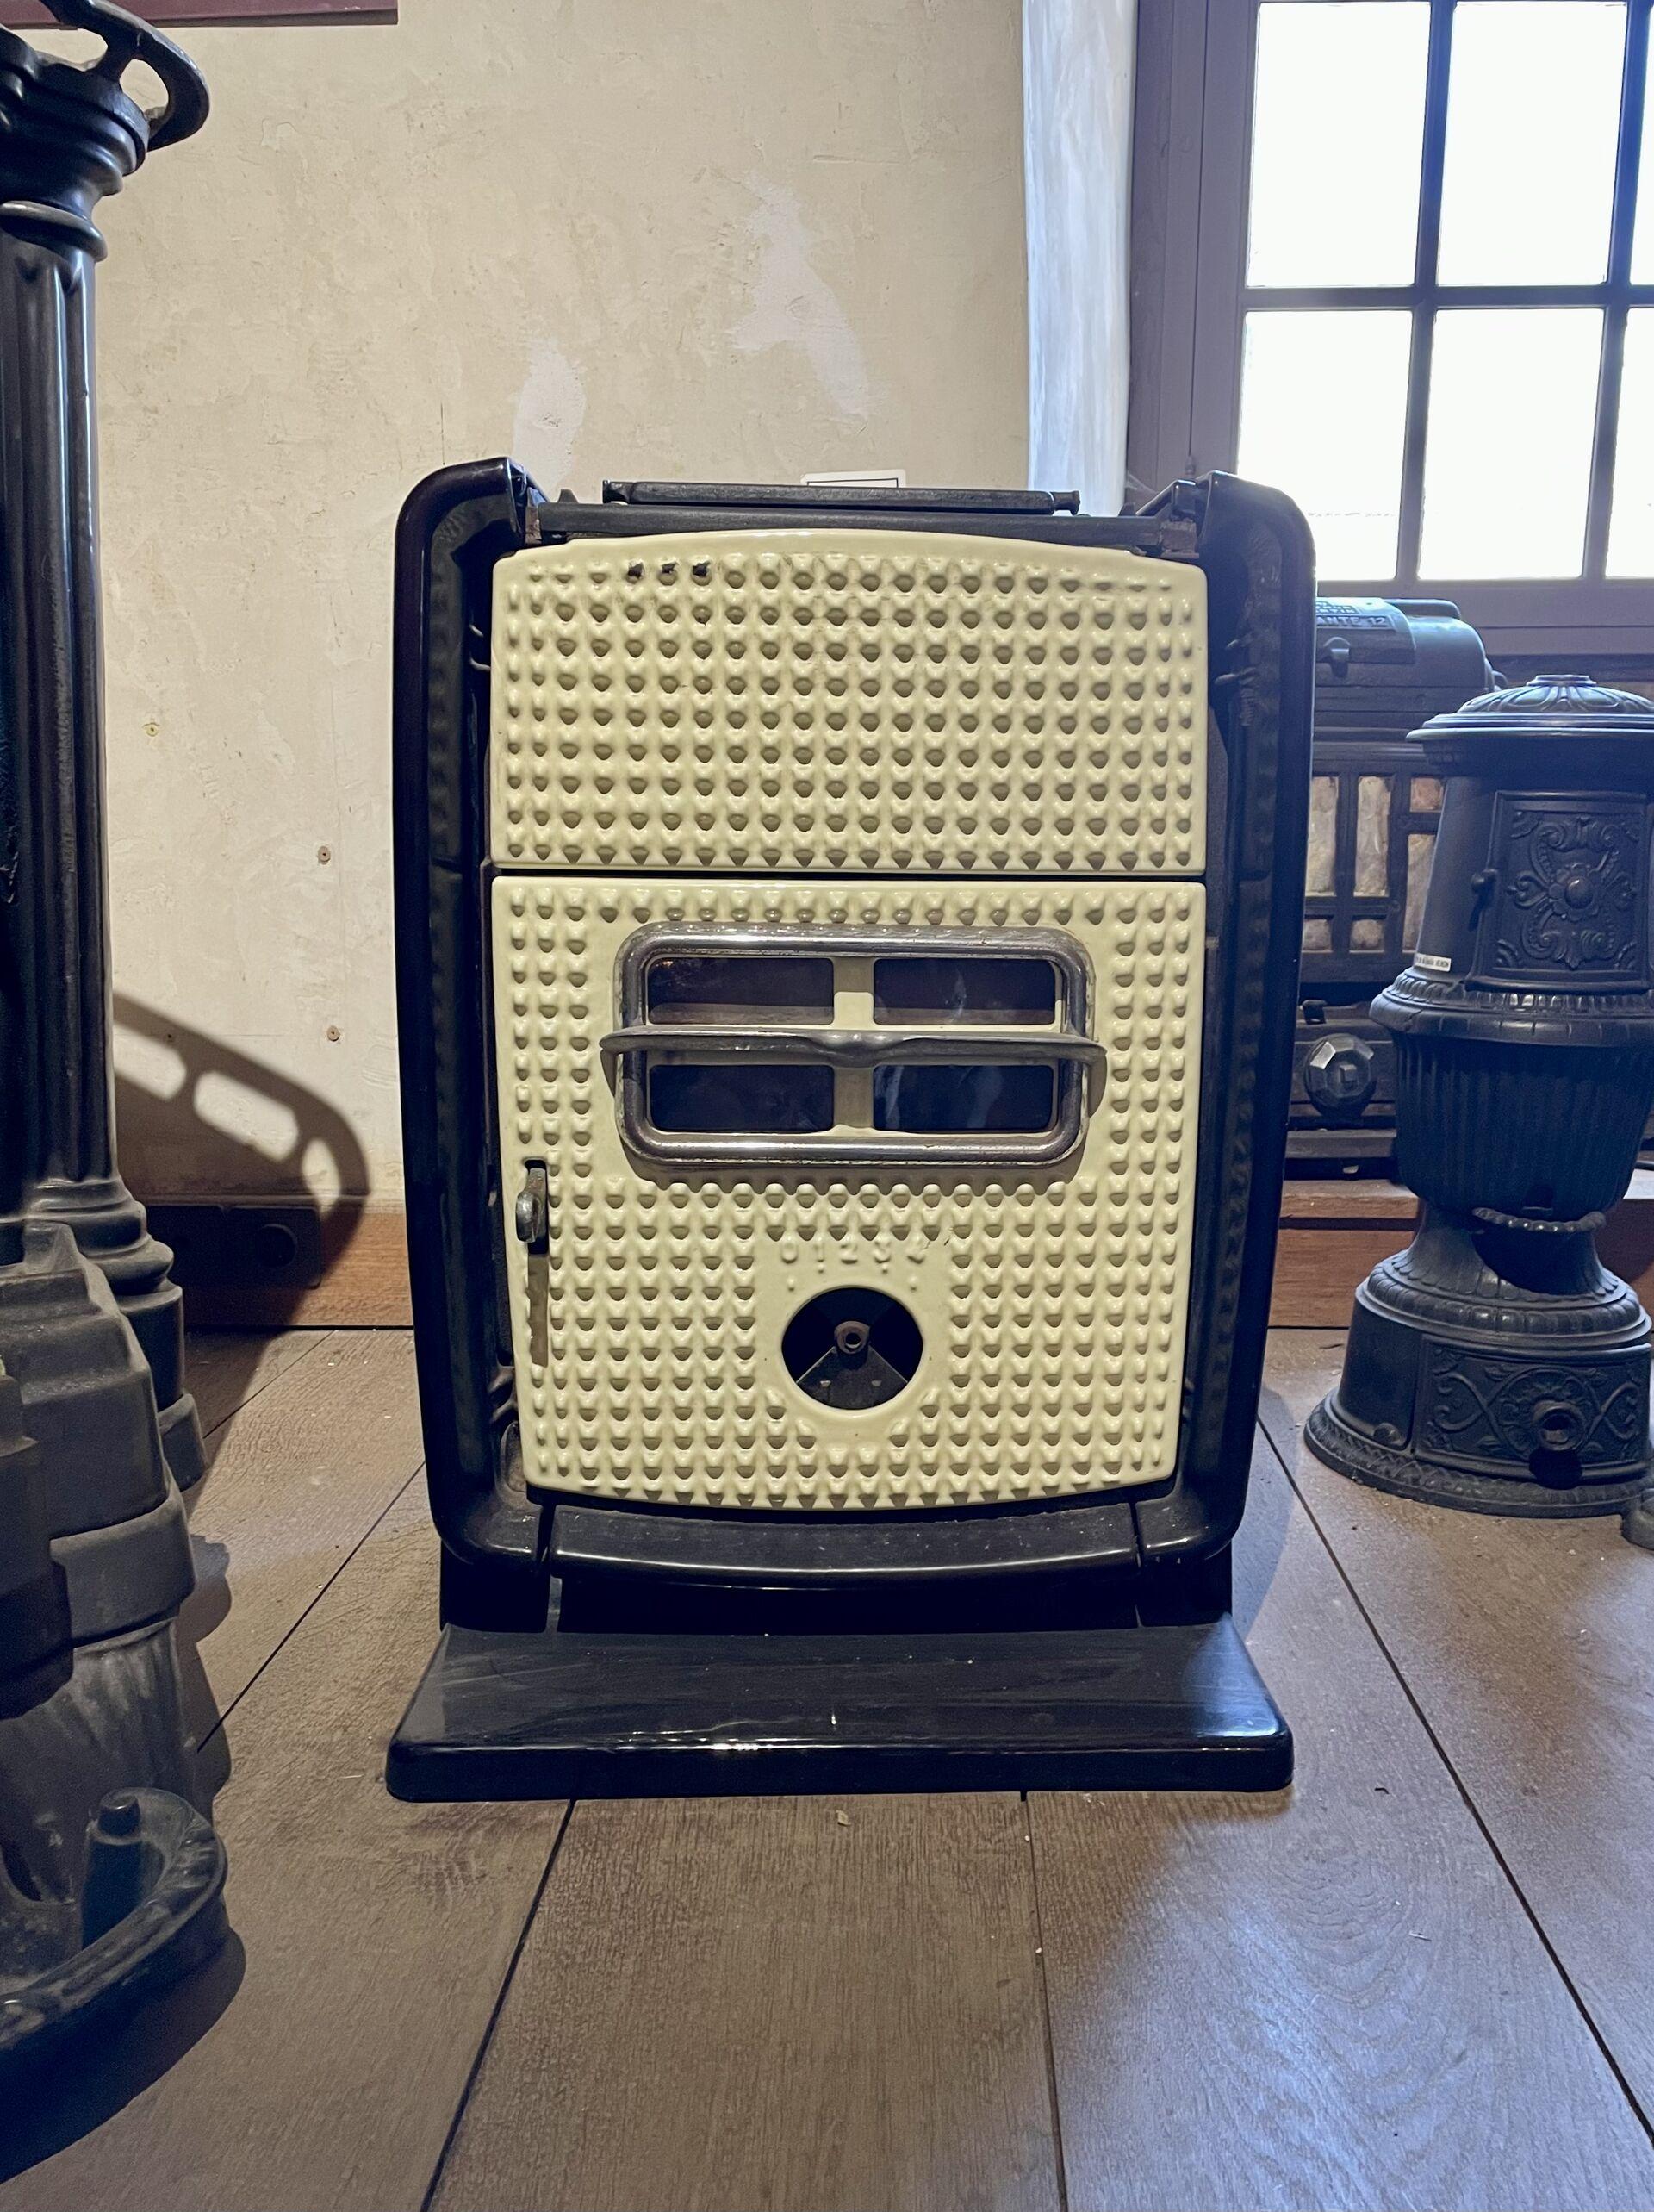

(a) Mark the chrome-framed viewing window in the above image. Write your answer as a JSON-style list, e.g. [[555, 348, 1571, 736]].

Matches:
[[600, 925, 1107, 1169]]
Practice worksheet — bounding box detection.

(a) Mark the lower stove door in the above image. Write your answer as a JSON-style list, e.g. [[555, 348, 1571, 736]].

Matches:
[[492, 874, 1203, 1512]]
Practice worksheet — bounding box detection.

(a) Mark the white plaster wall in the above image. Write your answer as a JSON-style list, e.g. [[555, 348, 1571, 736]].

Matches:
[[1023, 0, 1136, 512], [78, 0, 1029, 1201]]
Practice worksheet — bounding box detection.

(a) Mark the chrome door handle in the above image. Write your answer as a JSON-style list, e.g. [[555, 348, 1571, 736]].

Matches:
[[599, 1024, 1108, 1074]]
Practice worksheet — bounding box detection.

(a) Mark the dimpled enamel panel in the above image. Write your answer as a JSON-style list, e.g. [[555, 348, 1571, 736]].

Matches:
[[489, 531, 1206, 875], [494, 875, 1204, 1511]]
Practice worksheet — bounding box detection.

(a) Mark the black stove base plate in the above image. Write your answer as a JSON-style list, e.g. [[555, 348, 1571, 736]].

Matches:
[[386, 1612, 1291, 1799]]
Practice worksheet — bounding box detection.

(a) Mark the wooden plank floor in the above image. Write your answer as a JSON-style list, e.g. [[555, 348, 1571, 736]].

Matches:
[[1034, 1436, 1654, 2212], [4, 1326, 1653, 2211], [1261, 1334, 1654, 2150]]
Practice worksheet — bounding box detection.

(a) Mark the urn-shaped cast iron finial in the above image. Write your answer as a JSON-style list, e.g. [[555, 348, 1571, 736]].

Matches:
[[1306, 673, 1654, 1531]]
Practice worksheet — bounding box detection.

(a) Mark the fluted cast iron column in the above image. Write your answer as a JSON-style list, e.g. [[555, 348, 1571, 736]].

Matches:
[[0, 3, 209, 1489]]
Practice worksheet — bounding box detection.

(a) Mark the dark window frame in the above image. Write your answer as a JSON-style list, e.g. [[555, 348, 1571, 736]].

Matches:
[[1129, 0, 1654, 657]]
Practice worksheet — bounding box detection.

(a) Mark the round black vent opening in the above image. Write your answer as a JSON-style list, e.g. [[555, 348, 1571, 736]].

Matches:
[[781, 1288, 923, 1411]]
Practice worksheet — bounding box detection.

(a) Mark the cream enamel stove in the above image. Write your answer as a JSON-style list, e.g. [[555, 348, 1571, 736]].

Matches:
[[387, 474, 1313, 1798]]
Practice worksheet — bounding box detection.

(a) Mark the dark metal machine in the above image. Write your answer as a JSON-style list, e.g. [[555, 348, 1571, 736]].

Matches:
[[388, 466, 1314, 1798], [1307, 675, 1654, 1534], [0, 1, 227, 2077], [1291, 597, 1495, 1169]]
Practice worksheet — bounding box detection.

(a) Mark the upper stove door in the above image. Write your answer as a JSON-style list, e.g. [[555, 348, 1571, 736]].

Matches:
[[489, 528, 1207, 877]]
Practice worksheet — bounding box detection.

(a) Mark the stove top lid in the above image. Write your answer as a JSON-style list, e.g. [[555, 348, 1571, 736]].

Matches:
[[1415, 671, 1654, 748]]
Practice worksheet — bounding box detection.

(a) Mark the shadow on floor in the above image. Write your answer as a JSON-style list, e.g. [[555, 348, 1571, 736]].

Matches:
[[1233, 1424, 1293, 1636], [0, 1006, 372, 2161], [0, 1935, 247, 2183]]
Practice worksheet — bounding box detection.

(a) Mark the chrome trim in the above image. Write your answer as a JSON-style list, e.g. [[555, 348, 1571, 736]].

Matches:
[[606, 923, 1104, 1169], [618, 921, 1096, 1004], [600, 1025, 1107, 1070]]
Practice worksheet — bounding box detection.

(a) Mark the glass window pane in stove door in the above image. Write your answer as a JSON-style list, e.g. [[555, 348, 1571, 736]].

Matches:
[[872, 956, 1058, 1025], [647, 1062, 836, 1134], [872, 1063, 1059, 1136], [644, 955, 835, 1025]]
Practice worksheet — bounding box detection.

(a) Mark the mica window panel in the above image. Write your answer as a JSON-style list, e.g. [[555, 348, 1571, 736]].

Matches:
[[1410, 776, 1445, 815], [1355, 776, 1390, 897], [1305, 776, 1338, 897], [1406, 832, 1439, 946]]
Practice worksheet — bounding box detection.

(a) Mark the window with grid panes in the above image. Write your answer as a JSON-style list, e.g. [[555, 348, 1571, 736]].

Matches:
[[1129, 0, 1654, 657]]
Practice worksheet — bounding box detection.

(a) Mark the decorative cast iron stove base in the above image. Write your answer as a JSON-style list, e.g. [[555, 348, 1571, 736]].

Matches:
[[387, 1611, 1290, 1800], [1304, 1398, 1654, 1518], [1306, 1205, 1654, 1523]]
